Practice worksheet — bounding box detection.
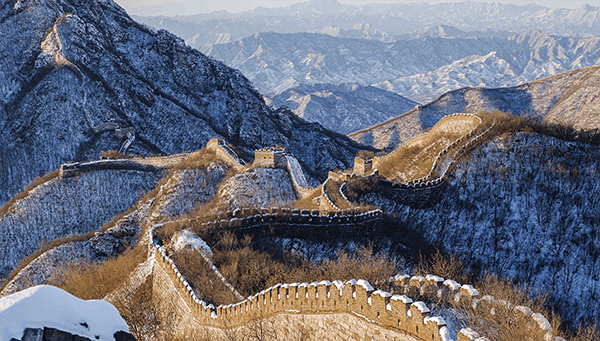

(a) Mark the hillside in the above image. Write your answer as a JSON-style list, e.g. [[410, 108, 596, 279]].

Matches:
[[268, 83, 418, 134], [0, 0, 370, 206], [350, 65, 600, 149], [0, 169, 162, 281], [358, 132, 600, 326]]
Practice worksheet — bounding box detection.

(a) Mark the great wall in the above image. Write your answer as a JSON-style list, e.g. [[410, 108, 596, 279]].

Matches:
[[149, 237, 559, 341], [9, 113, 554, 340], [44, 13, 137, 154]]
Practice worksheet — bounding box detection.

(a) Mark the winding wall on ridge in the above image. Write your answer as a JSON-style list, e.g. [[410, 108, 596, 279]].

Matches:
[[151, 245, 449, 341]]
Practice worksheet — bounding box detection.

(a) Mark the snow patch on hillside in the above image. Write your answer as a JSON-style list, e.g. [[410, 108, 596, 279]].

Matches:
[[0, 285, 129, 341], [216, 168, 297, 210]]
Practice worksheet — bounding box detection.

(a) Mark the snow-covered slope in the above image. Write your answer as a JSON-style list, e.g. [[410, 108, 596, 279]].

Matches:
[[0, 285, 130, 341], [136, 1, 600, 48], [215, 168, 297, 211], [0, 169, 162, 280], [268, 83, 418, 134], [351, 65, 600, 149], [363, 132, 600, 326], [0, 0, 369, 206]]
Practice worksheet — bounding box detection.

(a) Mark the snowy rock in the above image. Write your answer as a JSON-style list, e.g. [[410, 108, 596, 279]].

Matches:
[[0, 285, 130, 341]]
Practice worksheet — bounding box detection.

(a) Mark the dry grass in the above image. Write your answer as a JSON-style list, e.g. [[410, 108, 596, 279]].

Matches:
[[292, 186, 322, 210], [202, 232, 399, 303], [409, 250, 600, 341], [100, 150, 132, 159], [171, 249, 240, 306], [47, 244, 147, 300], [376, 116, 479, 183], [323, 179, 352, 209]]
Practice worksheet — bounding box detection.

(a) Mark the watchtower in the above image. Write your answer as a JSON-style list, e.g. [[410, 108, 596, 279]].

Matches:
[[353, 157, 373, 175], [254, 147, 287, 168]]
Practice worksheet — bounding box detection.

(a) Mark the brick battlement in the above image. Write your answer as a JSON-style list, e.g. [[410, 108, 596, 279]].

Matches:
[[390, 274, 558, 341], [155, 207, 384, 242], [59, 160, 161, 178], [152, 245, 451, 341]]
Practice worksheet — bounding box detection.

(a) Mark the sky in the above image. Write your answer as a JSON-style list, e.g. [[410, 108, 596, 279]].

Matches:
[[114, 0, 599, 16]]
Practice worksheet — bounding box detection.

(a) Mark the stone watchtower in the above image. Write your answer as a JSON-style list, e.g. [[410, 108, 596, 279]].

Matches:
[[353, 156, 373, 175], [254, 147, 287, 168]]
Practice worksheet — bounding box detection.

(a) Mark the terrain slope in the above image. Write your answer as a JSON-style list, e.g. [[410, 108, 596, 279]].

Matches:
[[350, 65, 600, 149], [0, 0, 369, 205]]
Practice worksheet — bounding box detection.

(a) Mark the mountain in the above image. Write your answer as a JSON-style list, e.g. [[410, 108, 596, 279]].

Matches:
[[135, 1, 600, 48], [0, 0, 370, 206], [395, 25, 514, 41], [201, 30, 600, 104], [268, 83, 418, 134], [200, 32, 509, 96], [312, 23, 395, 42], [350, 65, 600, 149]]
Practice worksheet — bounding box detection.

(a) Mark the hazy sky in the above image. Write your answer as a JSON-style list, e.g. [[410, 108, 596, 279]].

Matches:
[[115, 0, 598, 16]]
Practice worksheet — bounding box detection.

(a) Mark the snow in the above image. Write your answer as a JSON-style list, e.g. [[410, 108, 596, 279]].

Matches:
[[424, 316, 447, 326], [459, 328, 480, 340], [425, 275, 444, 283], [171, 230, 213, 258], [391, 295, 413, 304], [439, 326, 454, 341], [515, 305, 533, 316], [460, 285, 480, 296], [0, 285, 129, 341], [532, 313, 552, 331], [411, 302, 430, 313], [356, 279, 374, 292], [372, 290, 392, 298], [391, 274, 410, 282], [410, 276, 425, 283]]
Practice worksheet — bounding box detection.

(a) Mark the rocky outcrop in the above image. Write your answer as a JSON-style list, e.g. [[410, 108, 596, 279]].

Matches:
[[11, 328, 135, 341]]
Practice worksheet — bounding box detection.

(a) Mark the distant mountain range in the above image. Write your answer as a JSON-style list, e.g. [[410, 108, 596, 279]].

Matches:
[[134, 1, 600, 136], [135, 0, 600, 47], [201, 30, 600, 104], [350, 65, 600, 149], [267, 83, 418, 134]]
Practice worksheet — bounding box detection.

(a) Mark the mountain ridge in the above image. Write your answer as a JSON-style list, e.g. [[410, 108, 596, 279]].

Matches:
[[350, 65, 600, 149], [0, 0, 371, 205]]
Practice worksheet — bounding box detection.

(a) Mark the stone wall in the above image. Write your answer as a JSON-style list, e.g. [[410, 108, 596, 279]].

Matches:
[[206, 137, 246, 171], [151, 246, 449, 341], [390, 274, 559, 341], [59, 160, 161, 178], [156, 207, 384, 241], [151, 244, 560, 341]]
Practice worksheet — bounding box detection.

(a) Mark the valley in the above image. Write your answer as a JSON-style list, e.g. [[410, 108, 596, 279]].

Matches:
[[1, 0, 599, 340]]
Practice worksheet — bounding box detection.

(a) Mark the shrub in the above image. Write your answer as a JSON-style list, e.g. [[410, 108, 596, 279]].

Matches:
[[48, 244, 146, 300], [100, 150, 131, 159]]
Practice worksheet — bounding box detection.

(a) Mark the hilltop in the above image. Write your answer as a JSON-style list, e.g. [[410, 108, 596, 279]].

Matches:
[[268, 83, 418, 134], [350, 65, 600, 149]]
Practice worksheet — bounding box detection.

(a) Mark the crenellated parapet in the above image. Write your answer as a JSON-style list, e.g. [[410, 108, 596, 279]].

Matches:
[[155, 207, 383, 242], [152, 245, 452, 341], [390, 274, 558, 341], [59, 159, 162, 178], [206, 137, 246, 171]]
